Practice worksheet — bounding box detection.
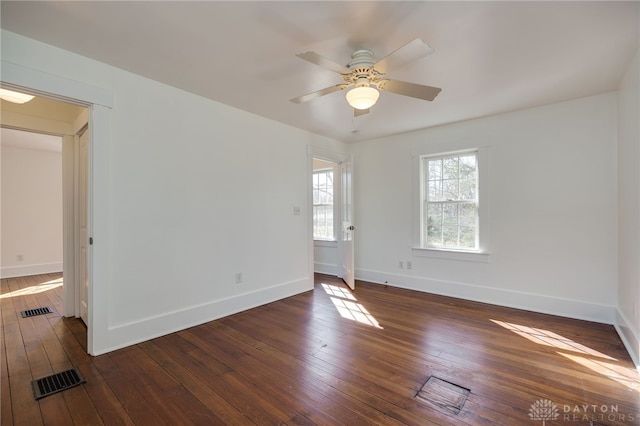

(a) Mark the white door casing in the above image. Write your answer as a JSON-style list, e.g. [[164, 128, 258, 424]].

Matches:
[[1, 60, 113, 355]]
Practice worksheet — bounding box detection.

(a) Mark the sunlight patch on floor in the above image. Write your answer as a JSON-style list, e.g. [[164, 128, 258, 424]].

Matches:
[[491, 319, 616, 360], [322, 283, 357, 301], [491, 319, 639, 391], [0, 277, 63, 299], [560, 352, 640, 391], [322, 283, 383, 329]]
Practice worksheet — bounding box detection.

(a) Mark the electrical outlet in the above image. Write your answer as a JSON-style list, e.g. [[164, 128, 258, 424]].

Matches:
[[407, 261, 412, 270], [399, 261, 404, 269], [235, 272, 242, 284], [17, 254, 23, 262]]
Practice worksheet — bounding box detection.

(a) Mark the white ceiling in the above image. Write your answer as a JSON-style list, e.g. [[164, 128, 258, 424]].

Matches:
[[1, 1, 638, 143]]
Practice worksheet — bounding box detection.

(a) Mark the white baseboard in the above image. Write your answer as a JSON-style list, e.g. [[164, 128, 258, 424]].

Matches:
[[356, 268, 616, 325], [1, 262, 63, 279], [93, 276, 313, 355], [314, 262, 338, 276], [615, 309, 640, 370]]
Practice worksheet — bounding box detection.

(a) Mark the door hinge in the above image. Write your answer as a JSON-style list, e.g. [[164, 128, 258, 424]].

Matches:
[[89, 237, 93, 245]]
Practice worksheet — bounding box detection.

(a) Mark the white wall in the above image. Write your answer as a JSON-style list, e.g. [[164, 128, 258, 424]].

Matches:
[[616, 49, 640, 367], [1, 30, 346, 354], [352, 93, 619, 324], [1, 134, 63, 278]]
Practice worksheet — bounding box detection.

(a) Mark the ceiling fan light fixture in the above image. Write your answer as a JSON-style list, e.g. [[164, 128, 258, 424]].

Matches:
[[346, 86, 379, 110], [0, 88, 35, 104]]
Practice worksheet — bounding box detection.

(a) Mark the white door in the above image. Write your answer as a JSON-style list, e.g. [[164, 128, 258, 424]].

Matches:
[[341, 158, 355, 290], [78, 127, 89, 325]]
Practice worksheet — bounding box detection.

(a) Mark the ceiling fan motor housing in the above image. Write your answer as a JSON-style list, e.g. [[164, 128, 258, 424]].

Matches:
[[348, 50, 376, 69], [344, 50, 384, 88]]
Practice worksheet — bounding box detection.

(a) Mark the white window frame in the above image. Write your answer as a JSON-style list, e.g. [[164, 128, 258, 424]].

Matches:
[[412, 146, 490, 263]]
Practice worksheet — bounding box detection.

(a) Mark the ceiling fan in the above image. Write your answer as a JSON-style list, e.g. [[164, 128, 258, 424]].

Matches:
[[290, 38, 441, 116]]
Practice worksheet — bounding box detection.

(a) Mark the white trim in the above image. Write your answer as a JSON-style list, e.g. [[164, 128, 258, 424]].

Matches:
[[314, 240, 338, 247], [314, 262, 338, 276], [88, 104, 110, 355], [1, 61, 112, 108], [0, 262, 63, 279], [615, 309, 640, 370], [95, 277, 309, 356], [412, 247, 491, 263], [356, 268, 616, 325], [62, 135, 76, 317]]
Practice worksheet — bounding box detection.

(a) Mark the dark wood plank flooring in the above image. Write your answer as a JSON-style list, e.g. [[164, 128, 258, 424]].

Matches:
[[2, 273, 638, 425]]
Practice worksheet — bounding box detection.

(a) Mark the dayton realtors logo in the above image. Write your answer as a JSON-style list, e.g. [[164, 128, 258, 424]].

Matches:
[[529, 399, 559, 425], [563, 403, 637, 423], [529, 399, 639, 424]]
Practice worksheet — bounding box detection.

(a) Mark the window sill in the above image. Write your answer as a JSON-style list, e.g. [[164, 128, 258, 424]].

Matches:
[[314, 240, 338, 248], [412, 247, 491, 263]]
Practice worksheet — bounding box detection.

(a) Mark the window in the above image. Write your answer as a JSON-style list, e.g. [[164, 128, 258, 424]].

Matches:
[[421, 151, 478, 250], [313, 168, 334, 240]]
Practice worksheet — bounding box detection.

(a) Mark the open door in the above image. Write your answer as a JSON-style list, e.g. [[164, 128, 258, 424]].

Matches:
[[77, 126, 89, 325], [340, 158, 355, 290]]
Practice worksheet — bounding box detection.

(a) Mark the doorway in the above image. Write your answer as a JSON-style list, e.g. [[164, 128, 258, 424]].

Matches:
[[311, 153, 355, 290], [0, 93, 90, 329]]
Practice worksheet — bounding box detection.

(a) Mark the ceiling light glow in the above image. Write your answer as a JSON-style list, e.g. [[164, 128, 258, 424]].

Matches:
[[0, 88, 35, 104], [346, 86, 379, 110]]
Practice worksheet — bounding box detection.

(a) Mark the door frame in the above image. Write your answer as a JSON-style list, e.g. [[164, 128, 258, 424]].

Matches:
[[1, 60, 112, 355], [307, 146, 353, 287]]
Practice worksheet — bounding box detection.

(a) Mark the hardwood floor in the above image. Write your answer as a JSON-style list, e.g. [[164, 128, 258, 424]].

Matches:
[[2, 273, 638, 425]]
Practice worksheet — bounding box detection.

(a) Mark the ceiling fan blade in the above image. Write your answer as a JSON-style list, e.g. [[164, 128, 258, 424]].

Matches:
[[290, 84, 347, 104], [373, 38, 434, 74], [296, 52, 350, 74], [354, 108, 370, 117], [378, 79, 441, 101]]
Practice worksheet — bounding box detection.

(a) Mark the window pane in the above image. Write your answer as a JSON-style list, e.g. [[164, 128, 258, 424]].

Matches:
[[426, 203, 442, 247], [443, 157, 459, 180], [443, 203, 458, 226], [459, 226, 476, 249], [459, 203, 477, 226], [428, 180, 443, 201], [459, 178, 476, 200], [427, 229, 442, 247], [428, 159, 442, 181], [459, 155, 477, 178], [313, 168, 335, 239], [442, 225, 459, 247], [319, 187, 327, 204], [443, 179, 459, 200]]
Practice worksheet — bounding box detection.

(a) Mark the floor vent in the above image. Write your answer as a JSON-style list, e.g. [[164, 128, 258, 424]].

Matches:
[[32, 368, 86, 400], [21, 307, 53, 318], [415, 376, 470, 415]]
